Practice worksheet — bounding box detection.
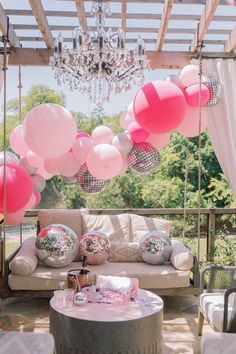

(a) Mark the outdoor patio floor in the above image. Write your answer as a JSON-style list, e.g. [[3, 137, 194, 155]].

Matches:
[[0, 294, 214, 354]]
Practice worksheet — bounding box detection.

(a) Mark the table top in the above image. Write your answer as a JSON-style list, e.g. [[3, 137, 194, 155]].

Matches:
[[50, 289, 163, 323]]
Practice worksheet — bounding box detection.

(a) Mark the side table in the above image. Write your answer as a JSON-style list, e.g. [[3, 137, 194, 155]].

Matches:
[[50, 288, 163, 354]]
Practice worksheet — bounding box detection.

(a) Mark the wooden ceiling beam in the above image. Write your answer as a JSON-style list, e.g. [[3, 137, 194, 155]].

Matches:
[[28, 0, 54, 48], [190, 0, 220, 52], [0, 3, 20, 47], [156, 0, 174, 51], [224, 26, 236, 52], [121, 0, 127, 33], [75, 0, 87, 32]]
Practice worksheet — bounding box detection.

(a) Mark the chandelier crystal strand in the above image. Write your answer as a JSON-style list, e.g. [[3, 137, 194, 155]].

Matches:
[[49, 0, 149, 107]]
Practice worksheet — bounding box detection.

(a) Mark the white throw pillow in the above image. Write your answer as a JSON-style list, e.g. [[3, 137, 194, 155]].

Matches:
[[170, 239, 194, 271], [9, 236, 38, 275]]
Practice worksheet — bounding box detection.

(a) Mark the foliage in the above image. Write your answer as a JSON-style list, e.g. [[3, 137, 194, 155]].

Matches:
[[209, 234, 236, 266]]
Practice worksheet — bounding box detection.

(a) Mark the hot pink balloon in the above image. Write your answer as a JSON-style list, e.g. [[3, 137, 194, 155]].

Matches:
[[134, 81, 186, 134], [112, 132, 133, 155], [0, 163, 33, 213], [26, 151, 44, 168], [44, 157, 61, 174], [36, 166, 53, 180], [128, 121, 149, 143], [176, 104, 208, 137], [148, 132, 170, 149], [31, 174, 46, 193], [57, 151, 80, 177], [179, 64, 199, 87], [92, 126, 114, 145], [76, 132, 91, 139], [5, 193, 36, 225], [34, 192, 41, 207], [119, 112, 134, 130], [72, 137, 94, 162], [23, 103, 77, 158], [87, 144, 123, 180], [184, 83, 211, 107], [9, 125, 29, 156]]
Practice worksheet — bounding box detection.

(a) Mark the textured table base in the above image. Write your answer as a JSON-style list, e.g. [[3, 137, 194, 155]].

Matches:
[[50, 307, 163, 354]]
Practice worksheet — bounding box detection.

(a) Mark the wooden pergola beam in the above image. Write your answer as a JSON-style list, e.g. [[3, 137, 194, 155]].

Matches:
[[75, 0, 87, 32], [224, 26, 236, 52], [7, 48, 236, 68], [190, 0, 220, 52], [0, 3, 20, 47], [121, 0, 127, 33], [28, 0, 54, 49], [156, 0, 174, 51]]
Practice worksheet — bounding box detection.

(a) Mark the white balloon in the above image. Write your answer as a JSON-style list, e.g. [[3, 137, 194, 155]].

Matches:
[[31, 174, 46, 193], [19, 156, 37, 175], [179, 64, 200, 87], [166, 74, 185, 91], [119, 112, 134, 130], [112, 132, 133, 155]]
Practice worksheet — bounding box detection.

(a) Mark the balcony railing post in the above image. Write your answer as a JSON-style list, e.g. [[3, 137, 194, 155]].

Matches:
[[207, 208, 216, 261]]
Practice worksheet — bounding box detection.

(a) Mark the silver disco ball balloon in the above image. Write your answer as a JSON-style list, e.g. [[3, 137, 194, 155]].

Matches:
[[36, 224, 78, 268], [79, 231, 110, 265], [139, 230, 172, 265], [203, 75, 223, 107], [128, 142, 160, 174], [0, 151, 19, 165], [77, 163, 110, 194]]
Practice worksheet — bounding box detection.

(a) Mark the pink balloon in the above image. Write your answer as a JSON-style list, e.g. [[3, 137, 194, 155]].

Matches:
[[134, 81, 186, 134], [9, 125, 29, 156], [5, 193, 36, 225], [23, 103, 77, 158], [25, 193, 37, 209], [31, 174, 46, 193], [36, 166, 53, 180], [118, 156, 128, 175], [44, 157, 60, 174], [148, 132, 170, 149], [26, 151, 44, 168], [184, 83, 211, 107], [128, 121, 149, 143], [34, 192, 41, 207], [87, 144, 123, 180], [92, 126, 114, 145], [165, 74, 185, 91], [119, 112, 134, 130], [72, 137, 94, 162], [127, 101, 135, 120], [112, 132, 133, 155], [57, 151, 80, 177], [176, 104, 208, 137], [76, 132, 91, 139], [0, 163, 33, 213], [179, 64, 199, 87]]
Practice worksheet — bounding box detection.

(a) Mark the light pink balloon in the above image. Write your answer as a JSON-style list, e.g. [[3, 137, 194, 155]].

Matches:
[[184, 83, 211, 107], [57, 151, 80, 177], [9, 125, 29, 156], [26, 151, 44, 168], [128, 121, 149, 143], [119, 112, 134, 130], [31, 174, 46, 193], [87, 144, 123, 180], [148, 133, 170, 149], [34, 192, 41, 207], [76, 132, 91, 139], [44, 157, 61, 174], [112, 133, 133, 155], [118, 156, 128, 175], [165, 74, 185, 91], [25, 193, 37, 209], [92, 126, 114, 145], [23, 103, 77, 158], [127, 101, 135, 120], [36, 166, 53, 180], [19, 156, 37, 175], [176, 104, 208, 137], [72, 137, 94, 162], [179, 64, 199, 87]]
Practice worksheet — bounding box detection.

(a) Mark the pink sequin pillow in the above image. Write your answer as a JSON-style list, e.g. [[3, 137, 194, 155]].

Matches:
[[78, 231, 110, 265]]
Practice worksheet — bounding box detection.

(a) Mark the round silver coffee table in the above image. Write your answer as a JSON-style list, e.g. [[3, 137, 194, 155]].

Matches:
[[50, 289, 163, 354]]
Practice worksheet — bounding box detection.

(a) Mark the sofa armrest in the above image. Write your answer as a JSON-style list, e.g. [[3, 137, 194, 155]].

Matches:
[[9, 237, 38, 276]]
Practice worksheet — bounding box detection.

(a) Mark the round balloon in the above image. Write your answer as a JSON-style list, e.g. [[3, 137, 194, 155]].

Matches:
[[34, 192, 41, 207], [128, 121, 149, 143], [57, 151, 80, 177], [19, 156, 37, 175], [0, 163, 33, 213], [27, 151, 44, 168], [119, 111, 134, 130], [87, 144, 123, 180], [5, 193, 36, 226], [9, 125, 29, 156], [77, 163, 109, 194], [76, 132, 91, 139], [60, 174, 77, 184], [118, 155, 129, 175], [0, 151, 19, 165], [23, 103, 77, 158], [203, 75, 223, 107], [176, 104, 208, 137], [147, 132, 170, 149], [127, 101, 135, 120], [36, 165, 53, 180], [44, 157, 60, 175], [128, 142, 160, 175], [112, 132, 133, 155], [79, 231, 110, 265], [165, 74, 185, 90], [179, 64, 200, 87], [134, 81, 186, 134], [92, 126, 114, 145], [36, 224, 78, 268], [31, 174, 46, 193], [184, 83, 211, 107], [72, 137, 94, 162]]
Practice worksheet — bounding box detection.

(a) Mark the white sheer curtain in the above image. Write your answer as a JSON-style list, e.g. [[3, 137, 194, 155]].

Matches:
[[202, 59, 236, 197]]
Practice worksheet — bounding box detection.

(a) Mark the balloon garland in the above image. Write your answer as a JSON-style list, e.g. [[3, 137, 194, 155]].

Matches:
[[0, 64, 223, 225]]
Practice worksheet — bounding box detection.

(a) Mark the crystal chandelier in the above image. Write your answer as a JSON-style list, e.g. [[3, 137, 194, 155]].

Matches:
[[49, 0, 148, 107]]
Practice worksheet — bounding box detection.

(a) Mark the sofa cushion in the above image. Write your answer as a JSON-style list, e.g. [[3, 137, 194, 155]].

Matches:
[[8, 261, 190, 291], [200, 292, 234, 332], [9, 237, 38, 276], [201, 332, 236, 354], [170, 240, 194, 271], [130, 214, 172, 243], [38, 209, 87, 237], [109, 242, 142, 262], [82, 214, 130, 243]]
